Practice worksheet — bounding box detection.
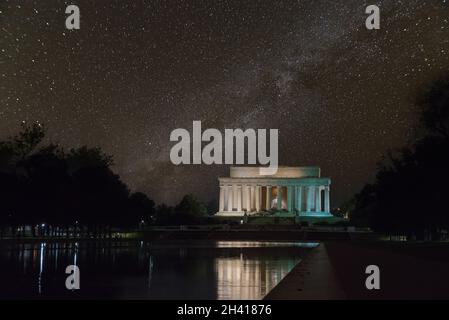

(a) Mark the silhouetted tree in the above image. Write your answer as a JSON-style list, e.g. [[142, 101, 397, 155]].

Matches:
[[0, 122, 156, 238], [153, 195, 208, 225], [154, 203, 174, 225], [175, 194, 207, 217], [351, 74, 449, 239], [65, 146, 113, 174], [418, 76, 449, 140], [206, 199, 218, 216], [127, 192, 156, 227]]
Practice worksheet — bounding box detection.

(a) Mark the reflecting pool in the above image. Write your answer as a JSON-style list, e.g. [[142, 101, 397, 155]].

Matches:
[[0, 241, 318, 299]]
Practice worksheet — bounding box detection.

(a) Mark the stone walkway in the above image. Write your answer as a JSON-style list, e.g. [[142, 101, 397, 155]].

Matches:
[[266, 241, 449, 299], [264, 243, 346, 299], [325, 242, 449, 299]]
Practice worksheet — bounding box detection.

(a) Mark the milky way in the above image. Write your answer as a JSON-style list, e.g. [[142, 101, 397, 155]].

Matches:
[[1, 0, 449, 206]]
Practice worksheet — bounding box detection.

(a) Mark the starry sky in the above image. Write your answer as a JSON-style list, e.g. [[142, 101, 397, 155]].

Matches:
[[1, 0, 449, 207]]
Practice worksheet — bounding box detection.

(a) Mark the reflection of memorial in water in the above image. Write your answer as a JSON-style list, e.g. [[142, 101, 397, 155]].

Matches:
[[214, 253, 299, 300]]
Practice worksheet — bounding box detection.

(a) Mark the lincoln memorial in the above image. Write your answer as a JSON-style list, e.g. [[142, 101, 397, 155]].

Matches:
[[216, 166, 331, 217]]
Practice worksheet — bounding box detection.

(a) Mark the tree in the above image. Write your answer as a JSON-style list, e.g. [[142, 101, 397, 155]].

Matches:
[[206, 199, 218, 216], [65, 146, 113, 174], [71, 165, 130, 228], [418, 75, 449, 139], [127, 192, 156, 226], [175, 194, 207, 217], [0, 121, 45, 173], [154, 203, 174, 225], [0, 122, 47, 235], [351, 74, 449, 239], [0, 122, 156, 237], [153, 195, 208, 225]]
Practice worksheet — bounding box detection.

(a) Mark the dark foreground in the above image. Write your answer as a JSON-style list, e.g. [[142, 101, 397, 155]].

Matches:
[[326, 242, 449, 299], [266, 241, 449, 299]]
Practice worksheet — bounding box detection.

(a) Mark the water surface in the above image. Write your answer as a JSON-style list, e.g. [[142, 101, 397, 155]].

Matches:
[[0, 240, 317, 299]]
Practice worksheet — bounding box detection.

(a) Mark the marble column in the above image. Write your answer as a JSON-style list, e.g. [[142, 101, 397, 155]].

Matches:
[[296, 186, 302, 212], [231, 185, 235, 210], [219, 185, 224, 212], [266, 186, 271, 210], [237, 185, 242, 212], [242, 184, 247, 211], [277, 186, 282, 210], [287, 186, 293, 212], [316, 186, 322, 212], [223, 185, 228, 211], [250, 185, 256, 211], [227, 185, 233, 211], [255, 186, 261, 212], [246, 186, 250, 211], [306, 186, 313, 212], [324, 186, 330, 213]]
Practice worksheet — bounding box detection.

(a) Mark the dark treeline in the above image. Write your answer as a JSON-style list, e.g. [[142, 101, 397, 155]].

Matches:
[[349, 74, 449, 240], [0, 124, 212, 238]]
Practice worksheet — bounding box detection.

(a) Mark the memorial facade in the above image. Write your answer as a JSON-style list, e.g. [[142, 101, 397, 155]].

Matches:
[[216, 166, 331, 217]]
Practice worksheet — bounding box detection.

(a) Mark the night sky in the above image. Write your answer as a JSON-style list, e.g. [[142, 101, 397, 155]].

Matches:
[[1, 1, 448, 207]]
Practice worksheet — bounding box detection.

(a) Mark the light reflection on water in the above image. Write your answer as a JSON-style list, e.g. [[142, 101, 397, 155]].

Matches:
[[215, 241, 319, 248], [0, 241, 317, 300]]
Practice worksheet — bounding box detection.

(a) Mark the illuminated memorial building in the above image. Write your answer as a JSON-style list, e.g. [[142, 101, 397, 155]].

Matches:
[[216, 166, 331, 217]]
